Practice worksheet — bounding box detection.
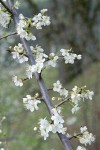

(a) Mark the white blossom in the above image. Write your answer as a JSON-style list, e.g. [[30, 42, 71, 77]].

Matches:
[[30, 45, 48, 63], [39, 118, 52, 140], [60, 49, 82, 64], [60, 88, 68, 98], [70, 86, 94, 113], [12, 76, 23, 87], [71, 86, 81, 105], [83, 90, 94, 100], [23, 94, 41, 112], [26, 65, 34, 79], [51, 108, 67, 134], [76, 146, 86, 150], [71, 104, 80, 114], [31, 62, 44, 73], [80, 126, 87, 133], [48, 53, 58, 67], [39, 108, 66, 140], [53, 80, 62, 92], [17, 14, 36, 40], [26, 63, 43, 79], [32, 9, 50, 29], [79, 126, 95, 146], [18, 54, 28, 63], [14, 1, 20, 9], [11, 43, 28, 63], [0, 5, 11, 28]]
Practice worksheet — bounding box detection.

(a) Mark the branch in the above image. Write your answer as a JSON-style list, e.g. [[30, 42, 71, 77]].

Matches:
[[55, 97, 70, 108], [0, 32, 17, 40], [0, 0, 13, 15], [7, 1, 73, 150]]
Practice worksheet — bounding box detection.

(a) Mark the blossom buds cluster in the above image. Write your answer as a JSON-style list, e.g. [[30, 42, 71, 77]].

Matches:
[[10, 43, 28, 63]]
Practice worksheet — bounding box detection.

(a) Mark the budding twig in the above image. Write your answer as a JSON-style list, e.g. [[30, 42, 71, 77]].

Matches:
[[0, 32, 17, 40]]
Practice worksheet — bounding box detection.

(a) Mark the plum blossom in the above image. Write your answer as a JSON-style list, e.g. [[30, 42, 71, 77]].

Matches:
[[32, 9, 50, 29], [60, 49, 82, 64], [48, 53, 59, 67], [39, 118, 52, 140], [78, 126, 95, 146], [60, 88, 68, 98], [23, 94, 41, 112], [12, 76, 23, 87], [14, 1, 20, 9], [0, 4, 11, 28], [17, 14, 36, 40], [11, 43, 28, 63], [53, 80, 62, 92], [51, 108, 67, 134], [70, 86, 94, 114], [71, 104, 80, 114]]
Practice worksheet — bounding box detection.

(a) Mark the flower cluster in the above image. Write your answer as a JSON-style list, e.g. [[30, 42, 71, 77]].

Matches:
[[16, 9, 50, 40], [0, 4, 11, 28], [10, 43, 28, 63], [32, 9, 50, 29], [60, 49, 82, 64], [53, 80, 68, 98], [39, 108, 66, 140], [39, 118, 52, 140], [78, 126, 95, 146], [23, 93, 41, 112], [12, 75, 23, 87], [17, 14, 36, 40], [70, 86, 94, 114]]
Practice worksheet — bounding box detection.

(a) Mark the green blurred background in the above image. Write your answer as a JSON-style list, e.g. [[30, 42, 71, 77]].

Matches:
[[0, 0, 100, 149]]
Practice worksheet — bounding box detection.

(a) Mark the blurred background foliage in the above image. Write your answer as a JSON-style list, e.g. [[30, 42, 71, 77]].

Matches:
[[0, 0, 100, 149]]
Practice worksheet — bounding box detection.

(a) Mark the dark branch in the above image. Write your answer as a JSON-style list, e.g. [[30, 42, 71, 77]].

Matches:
[[0, 32, 17, 40], [0, 0, 13, 15]]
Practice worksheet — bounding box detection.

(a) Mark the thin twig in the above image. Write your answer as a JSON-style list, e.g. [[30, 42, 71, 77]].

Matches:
[[69, 133, 82, 140], [48, 88, 69, 91], [0, 32, 17, 40], [0, 0, 13, 15], [55, 97, 70, 108]]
